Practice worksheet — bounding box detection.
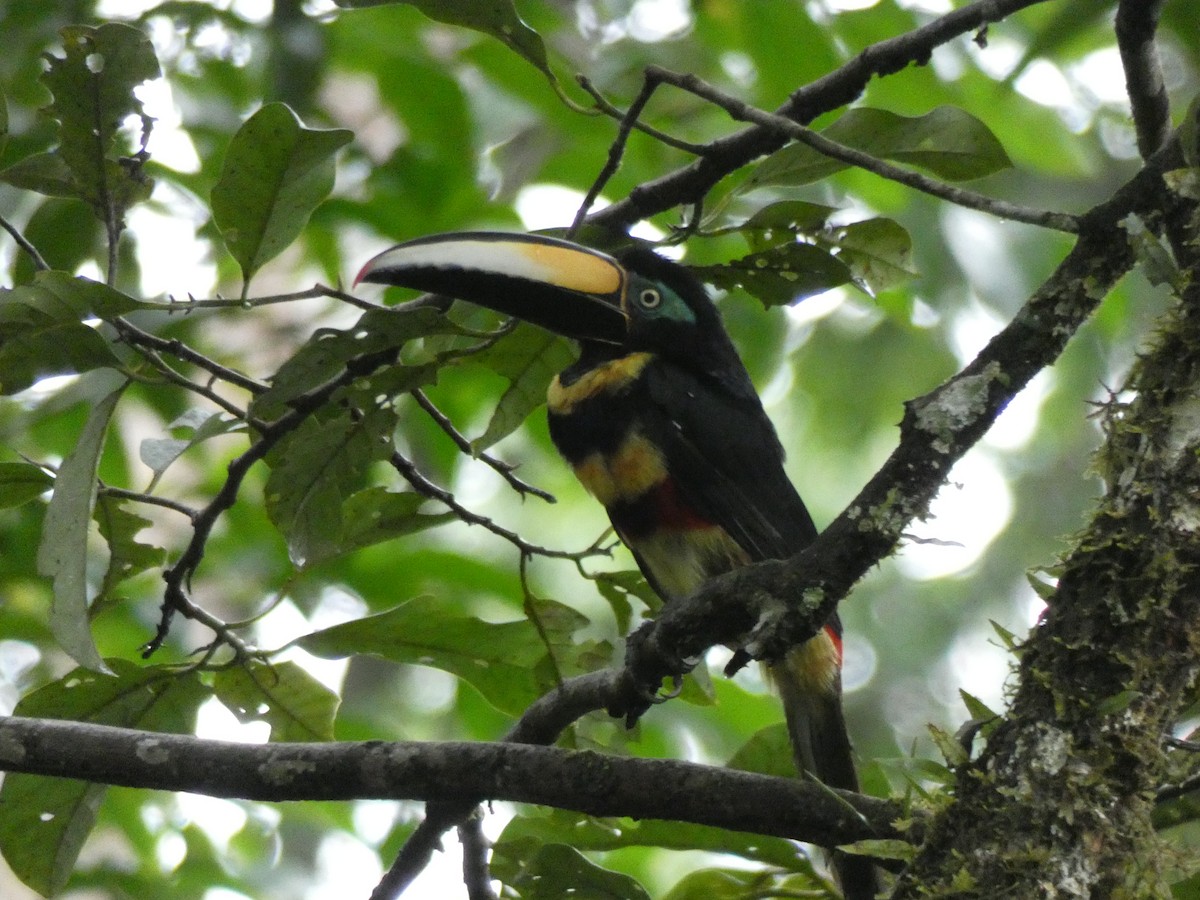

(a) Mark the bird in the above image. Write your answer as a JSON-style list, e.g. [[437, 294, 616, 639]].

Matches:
[[357, 231, 878, 899]]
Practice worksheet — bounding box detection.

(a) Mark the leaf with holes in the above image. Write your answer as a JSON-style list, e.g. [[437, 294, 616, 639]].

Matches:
[[265, 403, 399, 567], [691, 243, 853, 307], [214, 660, 339, 742], [93, 495, 166, 605], [39, 23, 159, 225], [0, 661, 210, 896]]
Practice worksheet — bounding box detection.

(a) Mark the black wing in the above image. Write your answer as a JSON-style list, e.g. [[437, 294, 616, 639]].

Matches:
[[639, 358, 817, 562]]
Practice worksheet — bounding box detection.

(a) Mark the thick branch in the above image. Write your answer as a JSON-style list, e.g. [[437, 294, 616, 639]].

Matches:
[[618, 134, 1185, 710], [893, 212, 1200, 898], [0, 715, 903, 849]]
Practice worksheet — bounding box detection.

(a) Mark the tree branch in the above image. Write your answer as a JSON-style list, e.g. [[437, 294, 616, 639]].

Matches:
[[589, 0, 1052, 229], [0, 715, 904, 849], [893, 201, 1200, 898], [1116, 0, 1171, 159], [644, 65, 1079, 233], [614, 133, 1185, 716]]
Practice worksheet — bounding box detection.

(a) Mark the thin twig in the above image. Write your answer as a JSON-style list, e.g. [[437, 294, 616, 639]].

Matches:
[[1116, 0, 1171, 159], [643, 65, 1080, 234], [99, 484, 199, 520], [0, 213, 50, 271], [387, 451, 598, 561], [165, 284, 381, 313], [590, 0, 1052, 230], [134, 346, 256, 422], [569, 77, 665, 239], [145, 345, 404, 656], [115, 317, 269, 395], [575, 75, 710, 156], [411, 389, 556, 503]]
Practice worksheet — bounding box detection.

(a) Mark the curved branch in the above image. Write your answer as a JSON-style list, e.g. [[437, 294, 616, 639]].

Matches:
[[590, 0, 1052, 229], [0, 715, 904, 849], [615, 133, 1186, 714]]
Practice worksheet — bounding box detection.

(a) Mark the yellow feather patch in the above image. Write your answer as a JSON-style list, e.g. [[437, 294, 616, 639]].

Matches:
[[768, 630, 841, 698], [547, 352, 654, 416], [572, 431, 668, 508], [629, 526, 747, 599]]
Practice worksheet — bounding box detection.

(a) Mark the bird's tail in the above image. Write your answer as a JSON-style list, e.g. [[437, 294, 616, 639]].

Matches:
[[768, 623, 879, 900]]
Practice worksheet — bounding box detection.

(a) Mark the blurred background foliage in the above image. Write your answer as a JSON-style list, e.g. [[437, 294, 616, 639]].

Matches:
[[0, 0, 1197, 898]]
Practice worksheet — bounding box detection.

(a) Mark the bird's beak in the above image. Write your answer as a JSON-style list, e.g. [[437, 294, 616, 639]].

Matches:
[[355, 232, 629, 344]]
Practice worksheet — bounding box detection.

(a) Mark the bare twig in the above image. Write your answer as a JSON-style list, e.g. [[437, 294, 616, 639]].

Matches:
[[387, 450, 599, 561], [411, 389, 556, 503], [0, 213, 50, 271], [133, 346, 256, 422], [99, 484, 199, 520], [115, 317, 269, 395], [145, 346, 404, 656], [569, 77, 664, 239], [590, 0, 1052, 230], [575, 75, 709, 155], [167, 283, 381, 313], [1116, 0, 1171, 159], [643, 65, 1080, 233]]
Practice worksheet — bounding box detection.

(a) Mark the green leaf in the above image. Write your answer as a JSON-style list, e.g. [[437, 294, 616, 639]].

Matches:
[[690, 243, 853, 307], [0, 282, 125, 395], [591, 568, 659, 634], [214, 660, 339, 742], [265, 404, 399, 567], [492, 841, 652, 900], [138, 408, 244, 485], [93, 495, 166, 604], [210, 102, 352, 288], [39, 23, 159, 225], [299, 596, 558, 715], [0, 661, 210, 896], [496, 809, 809, 873], [31, 270, 146, 317], [726, 724, 800, 778], [471, 322, 576, 451], [743, 105, 1012, 191], [335, 0, 569, 105], [35, 383, 125, 671], [250, 306, 461, 421], [339, 487, 455, 554], [735, 200, 839, 251], [0, 462, 53, 508], [0, 151, 77, 197], [959, 689, 999, 724], [662, 868, 826, 900], [829, 217, 916, 294]]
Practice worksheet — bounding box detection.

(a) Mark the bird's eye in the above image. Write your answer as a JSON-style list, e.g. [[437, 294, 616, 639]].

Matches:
[[638, 288, 662, 309]]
